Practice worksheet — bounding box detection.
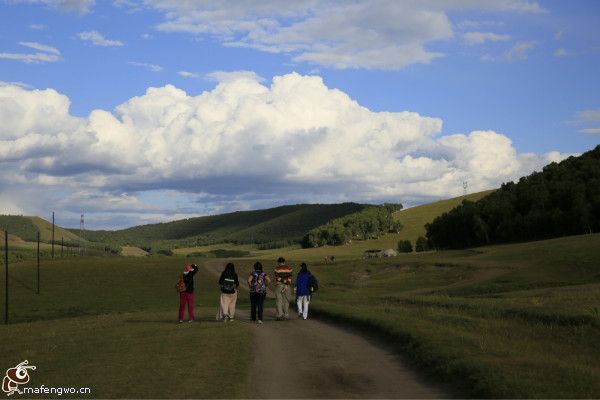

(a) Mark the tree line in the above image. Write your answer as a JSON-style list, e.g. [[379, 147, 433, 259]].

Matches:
[[426, 145, 600, 249], [301, 203, 403, 248]]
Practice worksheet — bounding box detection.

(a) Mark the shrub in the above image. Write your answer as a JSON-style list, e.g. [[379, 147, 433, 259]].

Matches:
[[398, 240, 413, 253], [415, 236, 430, 252]]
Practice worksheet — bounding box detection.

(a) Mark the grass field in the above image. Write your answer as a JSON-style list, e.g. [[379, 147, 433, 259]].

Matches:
[[0, 257, 253, 398], [282, 233, 600, 398], [2, 201, 599, 398]]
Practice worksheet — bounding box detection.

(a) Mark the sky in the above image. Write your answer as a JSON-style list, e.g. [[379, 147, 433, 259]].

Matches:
[[0, 0, 599, 230]]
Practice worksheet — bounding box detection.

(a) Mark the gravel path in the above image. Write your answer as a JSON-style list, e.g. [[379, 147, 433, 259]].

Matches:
[[205, 261, 448, 399]]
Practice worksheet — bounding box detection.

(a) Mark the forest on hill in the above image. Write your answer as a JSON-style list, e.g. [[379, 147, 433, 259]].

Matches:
[[301, 203, 403, 247], [426, 144, 600, 249], [78, 203, 368, 249]]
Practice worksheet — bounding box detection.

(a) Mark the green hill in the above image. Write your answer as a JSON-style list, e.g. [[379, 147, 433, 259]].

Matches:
[[0, 215, 81, 243], [79, 203, 368, 248], [394, 190, 495, 244], [427, 144, 600, 249]]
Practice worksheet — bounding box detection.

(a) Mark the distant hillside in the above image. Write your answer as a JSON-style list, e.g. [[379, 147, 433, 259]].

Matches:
[[79, 203, 368, 248], [0, 215, 81, 243], [394, 190, 495, 244], [427, 144, 600, 249]]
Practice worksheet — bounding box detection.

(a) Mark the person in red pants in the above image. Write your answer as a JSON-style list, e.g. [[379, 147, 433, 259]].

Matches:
[[178, 264, 198, 323]]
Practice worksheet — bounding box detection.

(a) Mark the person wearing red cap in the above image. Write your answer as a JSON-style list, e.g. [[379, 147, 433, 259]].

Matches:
[[178, 264, 198, 323]]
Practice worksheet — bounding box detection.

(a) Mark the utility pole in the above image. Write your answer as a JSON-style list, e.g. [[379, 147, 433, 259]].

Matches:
[[52, 211, 55, 259], [5, 230, 8, 324]]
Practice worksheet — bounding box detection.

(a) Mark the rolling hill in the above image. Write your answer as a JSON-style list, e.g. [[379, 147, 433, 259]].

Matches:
[[0, 215, 82, 243], [77, 203, 369, 249]]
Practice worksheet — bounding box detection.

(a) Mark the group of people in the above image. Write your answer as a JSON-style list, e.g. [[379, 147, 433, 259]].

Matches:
[[177, 257, 317, 324]]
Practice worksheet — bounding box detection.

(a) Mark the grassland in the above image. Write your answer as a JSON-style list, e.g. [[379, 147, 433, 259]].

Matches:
[[0, 215, 82, 243], [0, 257, 252, 398], [270, 233, 600, 398], [392, 190, 494, 245]]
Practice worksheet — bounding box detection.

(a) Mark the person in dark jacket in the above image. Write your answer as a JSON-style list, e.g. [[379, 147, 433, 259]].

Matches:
[[247, 261, 271, 324], [218, 263, 240, 321], [179, 264, 198, 323], [295, 262, 311, 320]]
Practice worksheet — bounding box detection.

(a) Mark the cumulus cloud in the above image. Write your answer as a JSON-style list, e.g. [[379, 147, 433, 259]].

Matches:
[[0, 73, 565, 227], [77, 31, 124, 47], [130, 0, 544, 70]]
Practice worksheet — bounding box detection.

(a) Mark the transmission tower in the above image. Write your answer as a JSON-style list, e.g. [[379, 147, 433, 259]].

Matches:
[[462, 180, 468, 196], [79, 214, 85, 255]]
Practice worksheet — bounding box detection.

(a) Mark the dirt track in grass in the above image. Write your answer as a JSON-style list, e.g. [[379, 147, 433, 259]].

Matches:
[[205, 261, 448, 399]]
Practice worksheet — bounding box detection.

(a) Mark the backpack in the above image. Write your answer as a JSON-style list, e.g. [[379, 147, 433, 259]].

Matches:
[[250, 271, 267, 293], [308, 274, 318, 293], [175, 275, 187, 293], [221, 277, 236, 293]]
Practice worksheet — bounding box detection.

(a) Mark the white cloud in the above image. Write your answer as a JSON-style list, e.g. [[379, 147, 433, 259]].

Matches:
[[0, 81, 33, 89], [503, 40, 538, 60], [579, 128, 600, 135], [134, 0, 544, 70], [77, 31, 124, 47], [178, 70, 199, 79], [576, 109, 600, 122], [30, 24, 47, 30], [128, 61, 163, 72], [140, 33, 152, 39], [12, 0, 95, 14], [554, 48, 569, 57], [462, 32, 511, 45], [18, 41, 60, 55], [0, 41, 60, 64], [457, 20, 505, 29], [0, 73, 565, 227], [206, 70, 264, 83]]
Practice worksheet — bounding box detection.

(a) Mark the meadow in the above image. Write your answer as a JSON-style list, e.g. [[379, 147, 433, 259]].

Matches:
[[0, 257, 253, 398], [276, 233, 600, 398], [2, 226, 599, 398]]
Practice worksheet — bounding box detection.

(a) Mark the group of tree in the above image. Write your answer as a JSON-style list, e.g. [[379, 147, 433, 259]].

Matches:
[[397, 236, 430, 253], [426, 145, 600, 249], [301, 203, 403, 248]]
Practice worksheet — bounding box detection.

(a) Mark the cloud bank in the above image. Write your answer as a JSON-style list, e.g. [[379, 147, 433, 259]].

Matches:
[[0, 73, 564, 228], [139, 0, 544, 70]]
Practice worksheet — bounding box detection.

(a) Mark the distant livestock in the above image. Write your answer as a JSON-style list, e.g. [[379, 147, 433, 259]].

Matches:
[[324, 255, 335, 264]]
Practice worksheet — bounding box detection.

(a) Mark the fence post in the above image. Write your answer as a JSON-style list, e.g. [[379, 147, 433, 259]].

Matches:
[[37, 232, 40, 295], [4, 230, 8, 324]]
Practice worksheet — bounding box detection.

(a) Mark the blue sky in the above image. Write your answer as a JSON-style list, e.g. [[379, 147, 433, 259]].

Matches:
[[0, 0, 599, 229]]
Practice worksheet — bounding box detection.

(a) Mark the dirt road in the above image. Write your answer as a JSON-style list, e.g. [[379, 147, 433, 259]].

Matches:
[[205, 261, 447, 399]]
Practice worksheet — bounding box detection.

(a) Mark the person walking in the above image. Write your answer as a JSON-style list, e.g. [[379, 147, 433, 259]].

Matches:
[[177, 264, 198, 323], [295, 262, 312, 320], [274, 257, 293, 320], [218, 262, 239, 321], [248, 261, 270, 324]]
